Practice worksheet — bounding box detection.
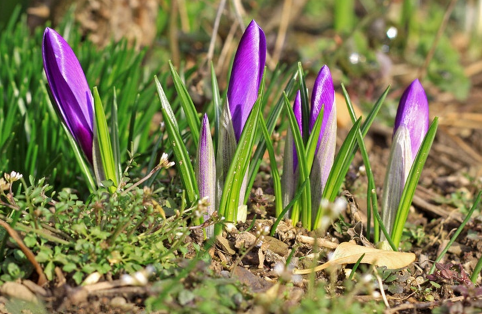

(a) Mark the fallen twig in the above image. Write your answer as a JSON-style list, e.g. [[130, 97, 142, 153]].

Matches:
[[0, 219, 48, 286], [297, 235, 339, 249]]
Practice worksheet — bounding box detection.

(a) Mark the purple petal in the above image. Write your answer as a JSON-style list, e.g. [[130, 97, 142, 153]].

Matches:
[[42, 27, 94, 163], [228, 20, 266, 141], [309, 65, 335, 151], [292, 91, 302, 171], [394, 79, 429, 159]]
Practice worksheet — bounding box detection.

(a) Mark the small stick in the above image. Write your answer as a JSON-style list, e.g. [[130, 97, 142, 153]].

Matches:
[[374, 266, 390, 308], [217, 20, 238, 75], [0, 219, 47, 286], [121, 163, 163, 195], [204, 0, 227, 69], [272, 0, 292, 65], [297, 235, 338, 249], [169, 0, 180, 68]]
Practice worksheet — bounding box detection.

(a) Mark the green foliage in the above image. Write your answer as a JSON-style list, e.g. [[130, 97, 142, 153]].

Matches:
[[0, 163, 194, 285]]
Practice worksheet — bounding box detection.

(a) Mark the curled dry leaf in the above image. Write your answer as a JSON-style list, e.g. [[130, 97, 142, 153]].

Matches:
[[294, 242, 416, 274]]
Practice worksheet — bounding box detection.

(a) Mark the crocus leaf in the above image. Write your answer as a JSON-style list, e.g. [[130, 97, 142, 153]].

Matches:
[[361, 85, 390, 137], [92, 87, 117, 192], [271, 179, 309, 236], [305, 105, 324, 174], [61, 123, 96, 193], [127, 94, 140, 153], [281, 93, 298, 213], [196, 114, 216, 237], [294, 242, 416, 274], [246, 70, 298, 204], [169, 61, 200, 147], [155, 76, 199, 204], [259, 116, 282, 216], [342, 83, 389, 241], [324, 85, 388, 198], [217, 95, 261, 228], [392, 117, 438, 247], [283, 92, 312, 230], [344, 89, 394, 246], [111, 88, 122, 184], [211, 62, 222, 153], [281, 124, 295, 212], [216, 100, 237, 210], [321, 118, 361, 203], [297, 62, 310, 143]]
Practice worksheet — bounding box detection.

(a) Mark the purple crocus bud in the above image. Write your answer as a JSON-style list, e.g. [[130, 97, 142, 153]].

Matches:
[[381, 79, 429, 241], [310, 65, 336, 152], [310, 65, 337, 218], [393, 79, 430, 161], [42, 27, 94, 163], [196, 114, 216, 237], [227, 20, 266, 141]]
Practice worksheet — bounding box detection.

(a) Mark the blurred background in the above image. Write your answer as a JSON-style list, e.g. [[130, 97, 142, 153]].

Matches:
[[1, 0, 479, 101]]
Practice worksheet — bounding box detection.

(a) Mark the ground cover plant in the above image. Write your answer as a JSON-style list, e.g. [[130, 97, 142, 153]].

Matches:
[[1, 1, 482, 313]]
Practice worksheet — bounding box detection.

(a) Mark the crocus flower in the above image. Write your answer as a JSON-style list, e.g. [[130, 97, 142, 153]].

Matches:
[[42, 27, 94, 163], [196, 114, 216, 237], [381, 79, 429, 239], [227, 20, 266, 141], [216, 20, 266, 222], [393, 79, 430, 162], [310, 66, 337, 219]]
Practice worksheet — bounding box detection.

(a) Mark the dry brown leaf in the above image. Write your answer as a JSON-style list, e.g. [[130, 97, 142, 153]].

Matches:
[[294, 242, 416, 274]]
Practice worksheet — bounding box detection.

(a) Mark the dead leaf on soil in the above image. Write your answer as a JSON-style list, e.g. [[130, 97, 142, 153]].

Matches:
[[294, 242, 416, 274]]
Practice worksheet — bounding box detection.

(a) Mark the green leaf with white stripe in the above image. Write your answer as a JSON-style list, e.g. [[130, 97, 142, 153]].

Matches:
[[283, 92, 312, 230], [169, 61, 200, 146], [92, 87, 117, 192], [155, 76, 199, 204], [216, 97, 262, 231]]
